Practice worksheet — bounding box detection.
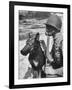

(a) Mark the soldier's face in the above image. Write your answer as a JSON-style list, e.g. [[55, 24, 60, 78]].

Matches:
[[46, 25, 56, 36]]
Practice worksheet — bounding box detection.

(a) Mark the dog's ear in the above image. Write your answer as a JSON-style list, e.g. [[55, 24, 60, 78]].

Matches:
[[35, 33, 40, 40], [28, 33, 31, 38]]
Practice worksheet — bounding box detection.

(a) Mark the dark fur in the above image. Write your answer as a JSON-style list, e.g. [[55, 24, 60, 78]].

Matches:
[[21, 33, 46, 78]]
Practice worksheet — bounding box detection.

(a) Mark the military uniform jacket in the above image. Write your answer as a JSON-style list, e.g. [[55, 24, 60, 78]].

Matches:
[[50, 33, 63, 69]]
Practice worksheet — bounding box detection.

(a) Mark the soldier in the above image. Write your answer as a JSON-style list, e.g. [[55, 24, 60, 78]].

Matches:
[[44, 14, 63, 76]]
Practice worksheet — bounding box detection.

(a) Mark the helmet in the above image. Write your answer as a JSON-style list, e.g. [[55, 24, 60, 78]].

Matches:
[[45, 15, 62, 32]]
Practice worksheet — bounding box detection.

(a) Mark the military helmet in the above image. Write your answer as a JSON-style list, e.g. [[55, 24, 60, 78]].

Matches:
[[45, 15, 62, 32]]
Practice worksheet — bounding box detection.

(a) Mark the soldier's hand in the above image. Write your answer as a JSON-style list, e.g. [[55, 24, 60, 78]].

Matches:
[[46, 54, 53, 63]]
